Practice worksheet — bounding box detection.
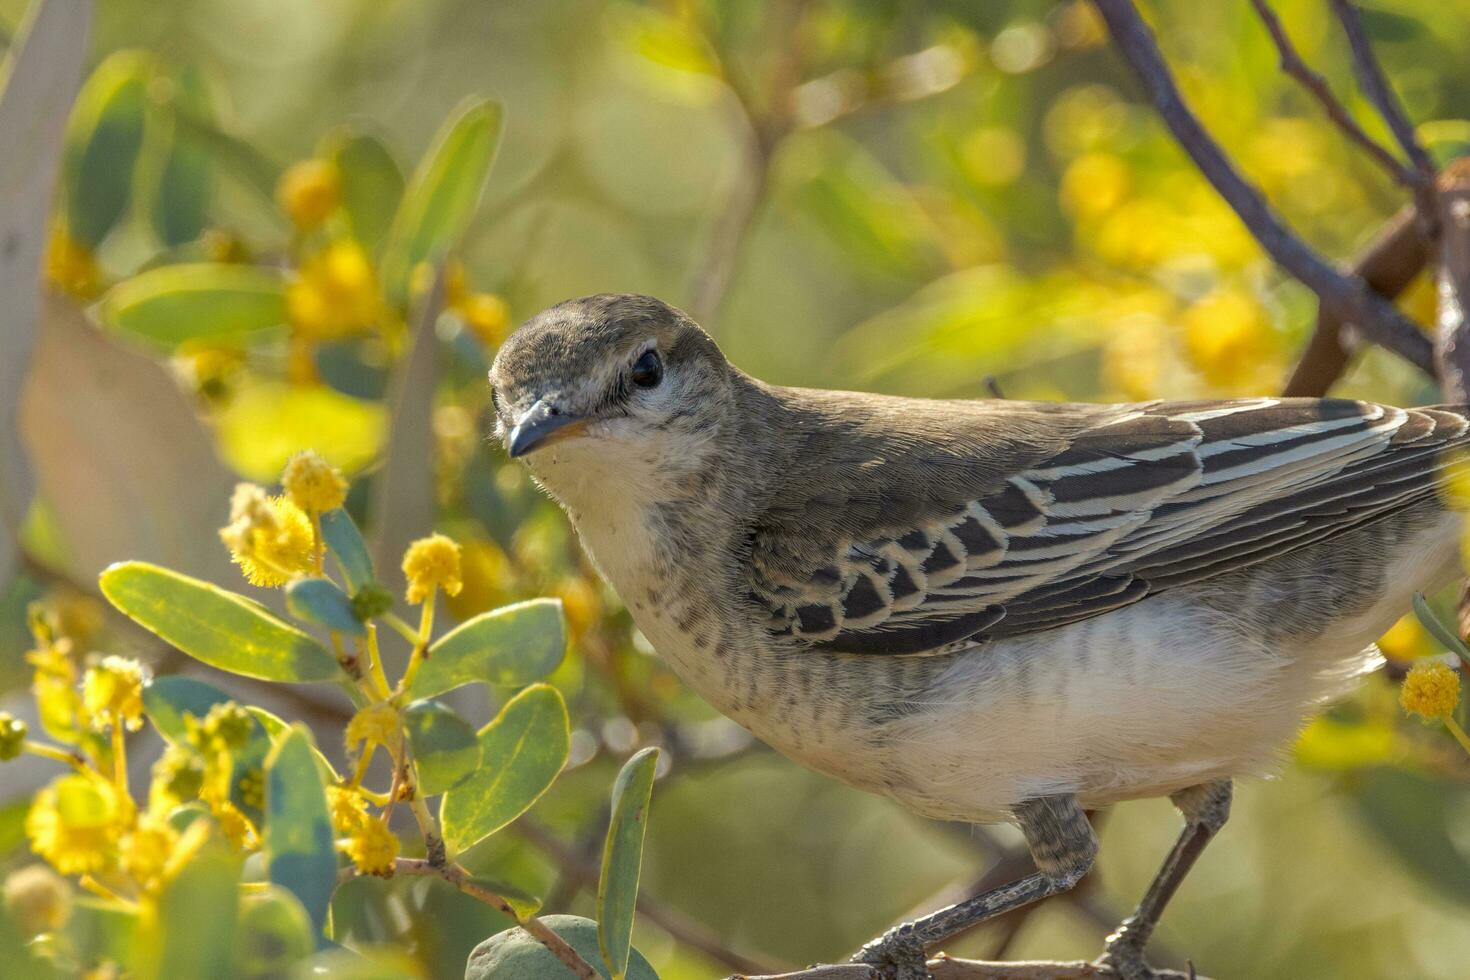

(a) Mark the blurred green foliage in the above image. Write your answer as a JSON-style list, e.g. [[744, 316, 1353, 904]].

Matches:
[[5, 0, 1470, 977]]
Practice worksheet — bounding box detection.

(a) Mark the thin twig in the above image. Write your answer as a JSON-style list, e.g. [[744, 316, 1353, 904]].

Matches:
[[1281, 203, 1430, 395], [1246, 0, 1418, 189], [1089, 0, 1434, 375], [351, 858, 601, 980], [730, 956, 1212, 980], [1329, 0, 1436, 181], [516, 818, 783, 976], [1431, 158, 1470, 399]]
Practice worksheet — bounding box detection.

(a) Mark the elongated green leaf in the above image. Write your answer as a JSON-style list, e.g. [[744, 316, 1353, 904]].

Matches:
[[247, 705, 339, 781], [142, 675, 260, 745], [325, 129, 404, 251], [286, 577, 365, 636], [142, 833, 241, 980], [238, 886, 314, 977], [65, 51, 151, 248], [100, 561, 343, 683], [100, 263, 288, 349], [1413, 592, 1470, 667], [151, 65, 214, 246], [320, 508, 374, 591], [404, 699, 480, 795], [410, 599, 566, 699], [598, 748, 658, 980], [265, 726, 336, 942], [440, 684, 569, 855], [380, 98, 503, 305]]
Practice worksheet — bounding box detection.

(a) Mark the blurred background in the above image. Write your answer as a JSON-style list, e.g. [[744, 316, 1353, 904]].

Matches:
[[5, 0, 1470, 977]]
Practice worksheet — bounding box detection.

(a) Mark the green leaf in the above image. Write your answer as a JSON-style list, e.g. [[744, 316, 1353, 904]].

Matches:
[[440, 684, 569, 856], [100, 561, 343, 683], [466, 915, 659, 980], [64, 51, 151, 248], [215, 381, 385, 482], [597, 747, 658, 980], [141, 833, 241, 980], [379, 98, 503, 306], [238, 886, 315, 977], [151, 65, 215, 246], [287, 577, 366, 636], [1413, 592, 1470, 667], [403, 699, 481, 795], [265, 725, 337, 942], [410, 599, 566, 699], [142, 675, 262, 746], [247, 705, 339, 782], [325, 129, 404, 251], [1355, 768, 1470, 906], [465, 877, 542, 919], [99, 263, 288, 350], [321, 508, 374, 592]]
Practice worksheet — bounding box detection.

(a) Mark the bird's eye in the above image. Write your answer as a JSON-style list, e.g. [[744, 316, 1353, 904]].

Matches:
[[631, 350, 663, 389]]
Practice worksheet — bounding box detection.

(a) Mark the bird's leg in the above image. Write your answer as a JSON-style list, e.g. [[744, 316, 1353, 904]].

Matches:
[[851, 794, 1098, 980], [1099, 779, 1233, 980]]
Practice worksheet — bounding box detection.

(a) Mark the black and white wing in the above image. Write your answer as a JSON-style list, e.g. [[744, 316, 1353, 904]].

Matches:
[[748, 398, 1469, 655]]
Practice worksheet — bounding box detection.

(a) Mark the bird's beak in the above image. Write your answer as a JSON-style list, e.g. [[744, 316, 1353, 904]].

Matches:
[[507, 400, 587, 458]]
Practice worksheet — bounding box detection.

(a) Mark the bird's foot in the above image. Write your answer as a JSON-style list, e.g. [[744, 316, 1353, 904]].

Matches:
[[1096, 919, 1159, 980], [852, 923, 931, 980]]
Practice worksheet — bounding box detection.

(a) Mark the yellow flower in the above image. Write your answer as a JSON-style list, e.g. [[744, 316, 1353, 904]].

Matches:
[[1401, 659, 1461, 721], [1378, 614, 1430, 662], [27, 773, 129, 876], [327, 786, 369, 836], [28, 640, 83, 744], [220, 485, 316, 587], [276, 159, 340, 230], [150, 744, 205, 811], [212, 800, 258, 850], [44, 224, 101, 298], [342, 817, 398, 877], [345, 703, 402, 754], [120, 815, 178, 893], [1060, 152, 1130, 220], [286, 241, 381, 342], [1181, 287, 1280, 392], [553, 576, 602, 639], [82, 656, 146, 732], [457, 292, 511, 347], [4, 864, 73, 936], [402, 534, 463, 604], [282, 449, 348, 513]]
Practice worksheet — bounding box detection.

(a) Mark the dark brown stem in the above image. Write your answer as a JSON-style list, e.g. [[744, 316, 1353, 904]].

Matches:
[[1247, 0, 1418, 190], [1329, 0, 1436, 183], [1432, 158, 1470, 399], [1089, 0, 1434, 375]]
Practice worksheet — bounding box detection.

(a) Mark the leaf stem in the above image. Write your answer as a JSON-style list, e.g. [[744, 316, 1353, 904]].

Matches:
[[396, 592, 435, 696], [111, 724, 128, 796], [1444, 717, 1470, 757], [23, 740, 96, 773], [364, 625, 394, 701]]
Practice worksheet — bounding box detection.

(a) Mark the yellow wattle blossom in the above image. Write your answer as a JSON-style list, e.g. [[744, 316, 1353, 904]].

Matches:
[[276, 159, 341, 230], [82, 656, 146, 732], [44, 224, 101, 299], [237, 768, 265, 810], [120, 815, 179, 893], [553, 576, 602, 639], [346, 703, 402, 754], [327, 786, 369, 835], [343, 817, 398, 876], [1401, 659, 1461, 721], [3, 864, 73, 936], [150, 744, 205, 811], [220, 484, 316, 587], [1060, 151, 1130, 220], [27, 773, 130, 876], [443, 260, 511, 347], [282, 449, 348, 513], [402, 534, 463, 604], [1181, 287, 1281, 392], [286, 241, 382, 342], [212, 800, 259, 850], [28, 640, 83, 744], [1378, 614, 1431, 662]]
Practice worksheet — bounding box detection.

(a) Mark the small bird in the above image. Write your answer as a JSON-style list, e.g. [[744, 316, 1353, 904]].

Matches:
[[490, 293, 1467, 979]]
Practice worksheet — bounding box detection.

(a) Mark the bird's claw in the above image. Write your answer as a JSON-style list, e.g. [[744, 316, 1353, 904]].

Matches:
[[852, 924, 931, 980]]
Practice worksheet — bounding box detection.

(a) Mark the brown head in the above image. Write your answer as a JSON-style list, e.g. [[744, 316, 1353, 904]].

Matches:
[[489, 294, 737, 505]]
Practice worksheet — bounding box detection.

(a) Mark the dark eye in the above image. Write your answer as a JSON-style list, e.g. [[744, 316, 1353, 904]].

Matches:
[[631, 350, 663, 389]]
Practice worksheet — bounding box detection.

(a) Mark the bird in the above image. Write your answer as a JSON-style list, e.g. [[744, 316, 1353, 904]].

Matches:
[[488, 292, 1468, 980]]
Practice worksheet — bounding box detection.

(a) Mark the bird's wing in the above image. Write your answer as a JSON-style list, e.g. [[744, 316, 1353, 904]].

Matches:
[[747, 398, 1469, 655]]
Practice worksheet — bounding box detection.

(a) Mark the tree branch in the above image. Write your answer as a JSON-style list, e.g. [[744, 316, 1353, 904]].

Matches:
[[1329, 0, 1436, 183], [729, 953, 1212, 980], [1089, 0, 1434, 375], [1247, 0, 1419, 190], [1432, 158, 1470, 399]]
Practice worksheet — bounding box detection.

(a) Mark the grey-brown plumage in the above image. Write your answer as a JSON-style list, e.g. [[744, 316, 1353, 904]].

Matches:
[[490, 293, 1467, 978]]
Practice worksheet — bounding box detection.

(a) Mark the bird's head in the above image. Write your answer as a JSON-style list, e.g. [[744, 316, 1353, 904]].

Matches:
[[489, 293, 735, 505]]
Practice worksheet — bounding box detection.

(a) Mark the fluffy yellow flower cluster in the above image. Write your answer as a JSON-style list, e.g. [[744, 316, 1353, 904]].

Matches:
[[402, 533, 464, 605], [276, 159, 340, 230], [220, 483, 316, 587], [1401, 659, 1461, 721]]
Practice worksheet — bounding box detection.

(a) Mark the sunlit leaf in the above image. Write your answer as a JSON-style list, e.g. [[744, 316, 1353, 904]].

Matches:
[[598, 747, 658, 980], [320, 508, 375, 592], [64, 51, 152, 248], [100, 561, 344, 683], [1293, 715, 1399, 770], [440, 684, 569, 855], [324, 128, 405, 251], [216, 381, 386, 482], [287, 576, 366, 636], [238, 886, 315, 976], [410, 599, 566, 699], [379, 98, 503, 306], [265, 726, 337, 942], [247, 705, 339, 782], [404, 699, 481, 795], [100, 263, 288, 349], [140, 832, 241, 980], [151, 65, 215, 246]]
